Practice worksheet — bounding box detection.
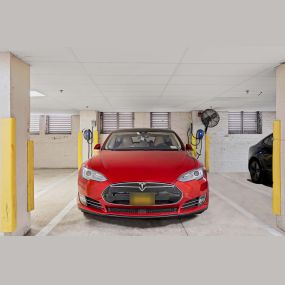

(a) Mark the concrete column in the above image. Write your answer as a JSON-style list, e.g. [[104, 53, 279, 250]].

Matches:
[[276, 64, 285, 231], [0, 52, 31, 235], [79, 110, 99, 162]]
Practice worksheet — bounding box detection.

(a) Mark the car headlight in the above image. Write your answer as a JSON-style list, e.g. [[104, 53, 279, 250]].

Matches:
[[178, 167, 204, 182], [82, 167, 107, 182]]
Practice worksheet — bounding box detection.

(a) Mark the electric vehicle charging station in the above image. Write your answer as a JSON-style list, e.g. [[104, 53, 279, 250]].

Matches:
[[83, 129, 93, 159]]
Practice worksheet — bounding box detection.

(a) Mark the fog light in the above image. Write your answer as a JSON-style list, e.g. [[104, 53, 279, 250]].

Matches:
[[198, 194, 206, 205], [79, 193, 87, 206]]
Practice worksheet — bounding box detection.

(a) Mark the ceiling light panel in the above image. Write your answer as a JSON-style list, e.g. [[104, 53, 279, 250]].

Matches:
[[30, 91, 45, 97]]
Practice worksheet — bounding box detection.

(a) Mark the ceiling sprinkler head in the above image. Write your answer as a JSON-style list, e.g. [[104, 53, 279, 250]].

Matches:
[[59, 89, 64, 93], [246, 90, 250, 94], [258, 91, 263, 96]]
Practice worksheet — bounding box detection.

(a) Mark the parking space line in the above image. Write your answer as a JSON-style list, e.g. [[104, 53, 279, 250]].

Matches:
[[179, 218, 190, 236], [221, 174, 271, 198], [210, 186, 283, 237], [36, 199, 76, 237], [35, 170, 77, 199]]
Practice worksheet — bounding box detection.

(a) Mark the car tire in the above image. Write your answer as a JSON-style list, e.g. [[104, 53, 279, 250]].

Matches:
[[195, 210, 206, 215], [249, 159, 263, 183], [82, 211, 92, 219]]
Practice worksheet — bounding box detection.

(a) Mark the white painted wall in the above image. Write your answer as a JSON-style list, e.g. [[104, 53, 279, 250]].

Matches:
[[134, 112, 151, 128], [192, 111, 276, 173], [33, 110, 275, 173], [171, 112, 192, 144], [31, 115, 79, 168]]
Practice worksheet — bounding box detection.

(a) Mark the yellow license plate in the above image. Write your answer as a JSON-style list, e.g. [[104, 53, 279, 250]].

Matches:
[[130, 193, 155, 206]]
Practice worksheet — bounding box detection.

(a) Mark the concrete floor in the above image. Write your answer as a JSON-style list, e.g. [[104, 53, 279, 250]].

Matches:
[[28, 169, 284, 236]]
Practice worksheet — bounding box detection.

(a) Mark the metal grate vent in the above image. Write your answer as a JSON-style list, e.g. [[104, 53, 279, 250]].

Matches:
[[107, 207, 178, 214], [46, 115, 72, 134], [151, 112, 170, 129], [101, 112, 134, 134], [182, 197, 199, 209], [228, 111, 262, 134], [30, 114, 41, 134], [86, 197, 102, 209], [118, 112, 134, 129]]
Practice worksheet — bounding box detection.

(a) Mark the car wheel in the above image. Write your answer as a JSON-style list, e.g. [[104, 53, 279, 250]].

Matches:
[[249, 160, 263, 183]]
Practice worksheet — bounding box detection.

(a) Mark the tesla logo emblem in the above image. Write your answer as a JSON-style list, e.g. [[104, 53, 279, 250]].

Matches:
[[139, 183, 146, 191]]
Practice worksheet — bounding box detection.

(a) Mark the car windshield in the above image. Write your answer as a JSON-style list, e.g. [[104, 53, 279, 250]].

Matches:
[[103, 131, 183, 151]]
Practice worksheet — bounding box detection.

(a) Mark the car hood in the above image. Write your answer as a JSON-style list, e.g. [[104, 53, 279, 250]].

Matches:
[[85, 150, 200, 183]]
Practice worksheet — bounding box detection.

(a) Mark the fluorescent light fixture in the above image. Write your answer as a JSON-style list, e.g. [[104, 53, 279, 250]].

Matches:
[[30, 91, 46, 97]]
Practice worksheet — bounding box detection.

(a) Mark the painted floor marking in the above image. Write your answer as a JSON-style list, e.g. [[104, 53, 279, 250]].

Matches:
[[211, 186, 283, 237], [221, 173, 271, 198], [36, 198, 76, 236]]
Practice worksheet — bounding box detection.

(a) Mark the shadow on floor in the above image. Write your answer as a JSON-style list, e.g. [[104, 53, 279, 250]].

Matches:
[[247, 179, 272, 188], [83, 212, 197, 229]]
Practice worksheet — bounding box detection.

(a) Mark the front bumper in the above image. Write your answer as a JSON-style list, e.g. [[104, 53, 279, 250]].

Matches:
[[80, 205, 208, 218], [78, 179, 209, 218]]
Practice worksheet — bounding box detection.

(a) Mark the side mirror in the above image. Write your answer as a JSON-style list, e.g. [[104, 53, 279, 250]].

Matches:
[[94, 143, 101, 150], [185, 144, 193, 151]]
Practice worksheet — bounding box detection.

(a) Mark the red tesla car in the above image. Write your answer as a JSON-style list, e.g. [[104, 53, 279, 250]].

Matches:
[[78, 129, 209, 218]]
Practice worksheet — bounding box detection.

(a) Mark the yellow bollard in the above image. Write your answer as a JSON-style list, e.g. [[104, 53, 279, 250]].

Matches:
[[205, 134, 210, 172], [191, 135, 197, 157], [27, 140, 35, 212], [0, 118, 17, 232], [273, 120, 281, 216], [78, 131, 83, 170], [93, 130, 99, 155]]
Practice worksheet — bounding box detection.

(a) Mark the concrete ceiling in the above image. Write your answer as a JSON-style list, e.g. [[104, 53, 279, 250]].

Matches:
[[2, 1, 285, 113]]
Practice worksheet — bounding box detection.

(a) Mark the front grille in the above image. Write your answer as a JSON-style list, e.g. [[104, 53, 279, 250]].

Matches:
[[103, 182, 182, 205], [182, 197, 199, 209], [86, 197, 103, 209], [107, 207, 178, 214]]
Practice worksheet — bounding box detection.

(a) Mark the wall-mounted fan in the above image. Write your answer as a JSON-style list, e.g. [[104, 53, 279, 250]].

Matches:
[[188, 109, 220, 160], [200, 109, 220, 133]]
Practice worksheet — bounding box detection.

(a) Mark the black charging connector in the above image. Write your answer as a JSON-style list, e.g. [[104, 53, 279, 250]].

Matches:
[[83, 129, 94, 159]]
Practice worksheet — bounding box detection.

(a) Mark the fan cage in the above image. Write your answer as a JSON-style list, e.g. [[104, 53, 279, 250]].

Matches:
[[201, 109, 220, 128]]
